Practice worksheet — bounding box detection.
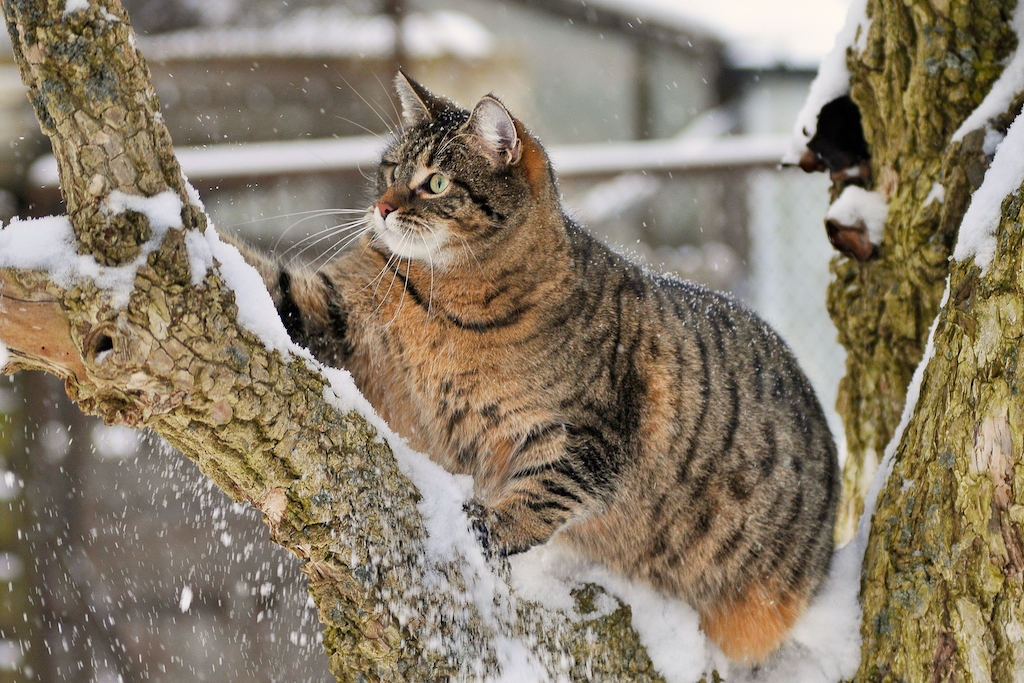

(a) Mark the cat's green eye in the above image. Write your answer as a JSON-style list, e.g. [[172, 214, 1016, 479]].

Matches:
[[427, 173, 450, 194]]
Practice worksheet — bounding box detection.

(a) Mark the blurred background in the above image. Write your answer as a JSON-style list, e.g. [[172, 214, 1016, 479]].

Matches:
[[0, 0, 849, 680]]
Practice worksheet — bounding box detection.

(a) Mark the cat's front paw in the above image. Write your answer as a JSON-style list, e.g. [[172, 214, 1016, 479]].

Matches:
[[463, 500, 493, 559]]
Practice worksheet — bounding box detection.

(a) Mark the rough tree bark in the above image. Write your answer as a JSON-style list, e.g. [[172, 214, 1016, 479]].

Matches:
[[0, 2, 683, 681], [827, 0, 1024, 679]]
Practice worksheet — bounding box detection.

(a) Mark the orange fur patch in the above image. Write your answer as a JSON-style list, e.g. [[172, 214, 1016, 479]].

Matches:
[[475, 437, 518, 499], [699, 584, 806, 663], [514, 121, 551, 198]]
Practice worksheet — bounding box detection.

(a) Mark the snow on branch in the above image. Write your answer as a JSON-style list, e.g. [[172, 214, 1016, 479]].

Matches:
[[953, 109, 1024, 271], [951, 4, 1024, 144], [784, 0, 871, 163]]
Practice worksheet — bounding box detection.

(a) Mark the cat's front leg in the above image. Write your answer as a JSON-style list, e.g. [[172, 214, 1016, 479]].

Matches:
[[218, 232, 356, 368], [467, 426, 610, 558], [465, 494, 573, 559]]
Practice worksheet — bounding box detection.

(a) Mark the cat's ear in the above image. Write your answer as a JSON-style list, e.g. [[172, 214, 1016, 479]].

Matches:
[[394, 70, 438, 126], [467, 96, 522, 167]]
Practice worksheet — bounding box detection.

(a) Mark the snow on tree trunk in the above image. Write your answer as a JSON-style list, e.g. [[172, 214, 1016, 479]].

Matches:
[[0, 2, 687, 681]]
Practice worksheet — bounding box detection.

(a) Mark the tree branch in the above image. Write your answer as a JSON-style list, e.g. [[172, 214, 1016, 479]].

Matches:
[[0, 1, 684, 680]]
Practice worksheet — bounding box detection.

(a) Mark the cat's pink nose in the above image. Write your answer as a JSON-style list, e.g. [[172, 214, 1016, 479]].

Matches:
[[377, 202, 396, 218]]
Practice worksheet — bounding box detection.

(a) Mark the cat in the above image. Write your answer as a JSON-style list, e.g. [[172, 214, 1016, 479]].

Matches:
[[228, 71, 840, 664]]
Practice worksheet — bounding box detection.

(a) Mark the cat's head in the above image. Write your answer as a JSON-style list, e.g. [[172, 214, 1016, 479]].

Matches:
[[370, 72, 557, 268]]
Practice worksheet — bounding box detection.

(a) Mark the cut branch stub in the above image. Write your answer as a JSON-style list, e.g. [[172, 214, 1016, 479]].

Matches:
[[0, 270, 87, 383]]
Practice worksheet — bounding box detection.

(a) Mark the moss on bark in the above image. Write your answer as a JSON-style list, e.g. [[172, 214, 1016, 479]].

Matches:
[[858, 191, 1024, 683]]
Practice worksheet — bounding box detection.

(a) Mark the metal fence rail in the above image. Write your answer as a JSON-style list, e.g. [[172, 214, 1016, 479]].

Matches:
[[27, 132, 845, 441]]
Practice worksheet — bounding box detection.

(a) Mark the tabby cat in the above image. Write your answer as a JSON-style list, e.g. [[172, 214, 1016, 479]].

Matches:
[[231, 72, 840, 663]]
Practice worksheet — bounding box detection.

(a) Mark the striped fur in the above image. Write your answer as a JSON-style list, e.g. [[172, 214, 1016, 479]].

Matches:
[[230, 73, 840, 663]]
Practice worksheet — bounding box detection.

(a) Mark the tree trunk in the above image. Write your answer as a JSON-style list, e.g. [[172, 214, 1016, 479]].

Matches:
[[0, 2, 682, 680], [828, 0, 1024, 678], [831, 0, 1017, 540]]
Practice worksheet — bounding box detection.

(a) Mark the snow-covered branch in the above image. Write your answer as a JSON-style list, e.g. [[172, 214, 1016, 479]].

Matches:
[[0, 2, 715, 681]]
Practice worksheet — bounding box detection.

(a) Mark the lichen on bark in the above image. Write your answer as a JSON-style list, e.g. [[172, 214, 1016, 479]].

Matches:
[[858, 192, 1024, 683], [2, 0, 201, 266]]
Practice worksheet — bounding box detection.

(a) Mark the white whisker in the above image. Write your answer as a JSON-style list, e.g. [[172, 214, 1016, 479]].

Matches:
[[308, 225, 374, 274], [435, 131, 476, 160], [283, 216, 370, 253], [384, 252, 411, 330], [284, 219, 373, 267], [335, 73, 400, 138], [425, 235, 435, 318], [372, 247, 404, 318], [373, 72, 406, 132], [452, 232, 489, 283]]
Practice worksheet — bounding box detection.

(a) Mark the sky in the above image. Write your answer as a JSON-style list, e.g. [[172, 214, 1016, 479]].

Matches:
[[0, 0, 853, 69], [583, 0, 853, 67]]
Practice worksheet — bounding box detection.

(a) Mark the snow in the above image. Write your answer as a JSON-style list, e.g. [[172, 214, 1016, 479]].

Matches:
[[0, 640, 23, 671], [575, 563, 711, 680], [0, 553, 21, 582], [785, 0, 871, 163], [185, 226, 295, 355], [952, 108, 1024, 271], [825, 185, 889, 244], [0, 190, 183, 308], [179, 584, 193, 612], [925, 182, 945, 207], [506, 539, 862, 683], [138, 8, 492, 62], [0, 340, 7, 371], [0, 471, 19, 503], [91, 424, 139, 459], [0, 215, 79, 273], [63, 0, 90, 15], [106, 188, 183, 232], [183, 229, 214, 287], [984, 128, 1007, 156], [952, 5, 1024, 144]]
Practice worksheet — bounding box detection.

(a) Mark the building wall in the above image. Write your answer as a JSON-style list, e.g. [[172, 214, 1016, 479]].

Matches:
[[415, 0, 720, 145]]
